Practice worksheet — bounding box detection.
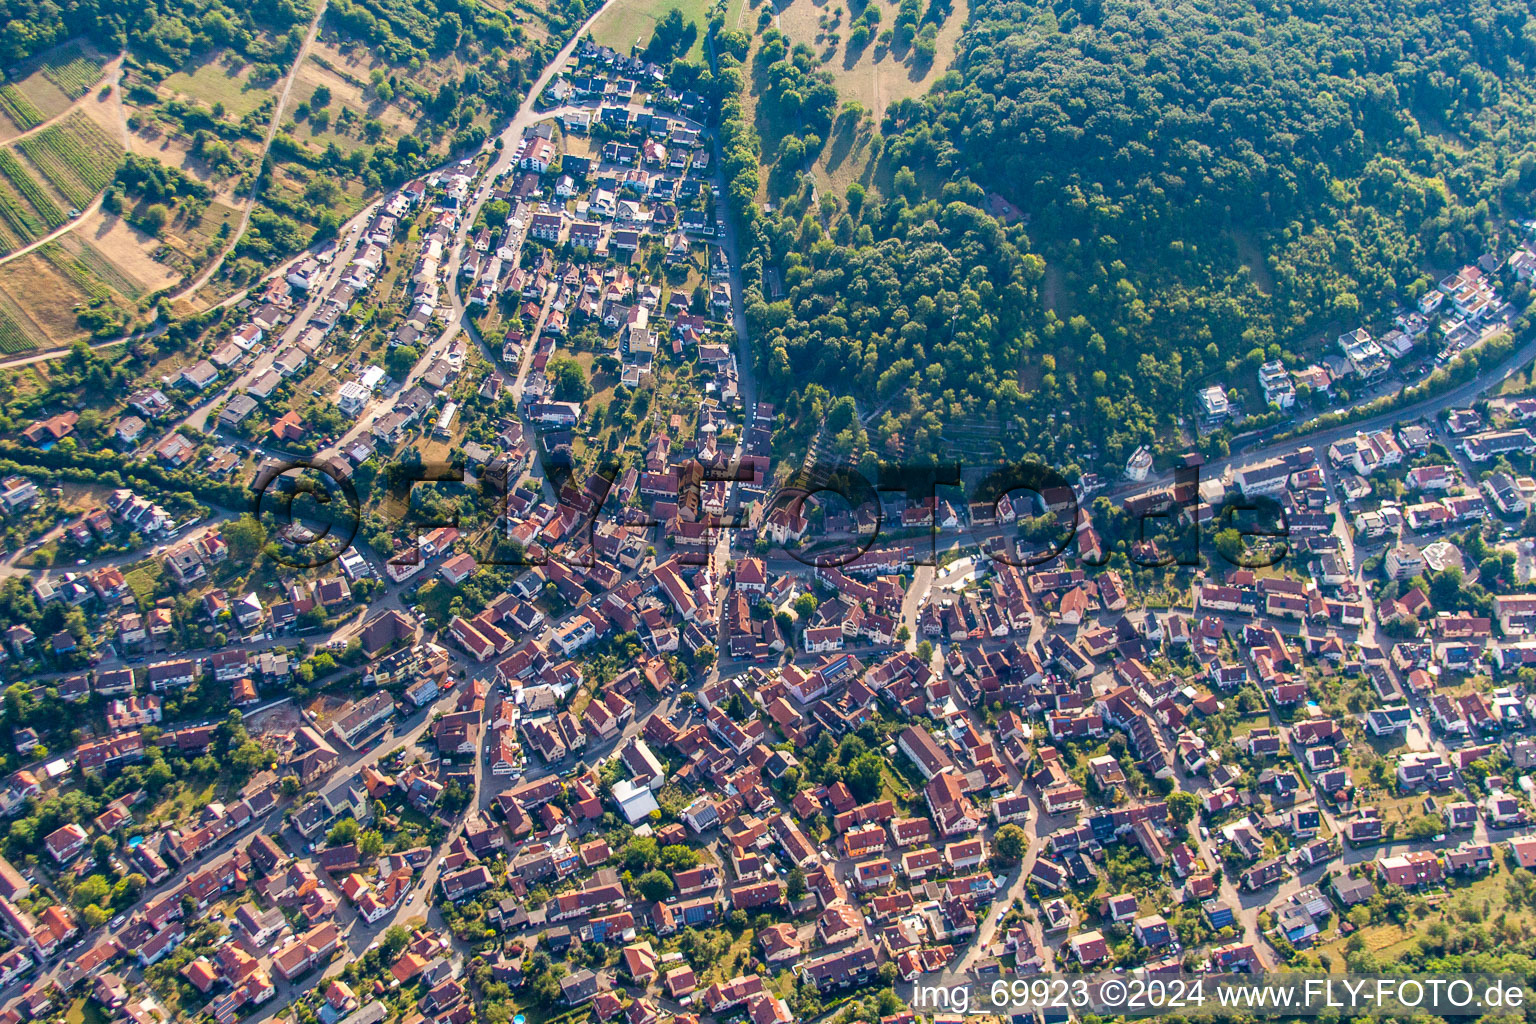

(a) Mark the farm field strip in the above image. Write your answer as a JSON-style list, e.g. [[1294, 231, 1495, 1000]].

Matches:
[[37, 242, 110, 300], [0, 284, 46, 352], [0, 168, 56, 244], [0, 150, 65, 227], [0, 302, 31, 353], [0, 85, 42, 132], [38, 46, 106, 100], [65, 235, 149, 300], [15, 112, 124, 211]]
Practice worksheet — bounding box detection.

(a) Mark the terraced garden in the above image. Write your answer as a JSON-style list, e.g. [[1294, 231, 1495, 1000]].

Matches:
[[16, 112, 124, 210]]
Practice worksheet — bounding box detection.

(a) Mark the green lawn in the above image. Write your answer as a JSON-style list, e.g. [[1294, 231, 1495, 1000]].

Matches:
[[123, 559, 164, 605], [696, 927, 756, 987], [16, 537, 60, 568], [161, 54, 270, 116], [66, 996, 110, 1024], [590, 0, 716, 59], [409, 578, 456, 629]]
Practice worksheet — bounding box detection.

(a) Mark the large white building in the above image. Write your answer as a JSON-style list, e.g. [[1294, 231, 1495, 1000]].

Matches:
[[611, 779, 660, 824], [337, 381, 369, 416]]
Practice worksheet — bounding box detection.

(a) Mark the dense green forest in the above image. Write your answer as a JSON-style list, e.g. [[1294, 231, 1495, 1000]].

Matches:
[[739, 0, 1536, 473], [0, 0, 312, 66], [0, 0, 587, 67]]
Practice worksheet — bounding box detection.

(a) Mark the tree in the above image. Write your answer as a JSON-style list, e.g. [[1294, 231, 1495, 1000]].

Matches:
[[327, 817, 360, 845], [846, 751, 884, 801], [224, 513, 267, 564], [1212, 527, 1249, 566], [73, 873, 111, 910], [786, 866, 807, 900], [1430, 568, 1465, 609], [434, 11, 462, 52], [547, 355, 590, 401], [993, 824, 1027, 864], [625, 836, 660, 871], [659, 844, 700, 870], [1406, 814, 1444, 841], [643, 7, 698, 63], [382, 925, 410, 958], [636, 869, 674, 902], [846, 181, 866, 213], [358, 829, 385, 858], [1167, 790, 1199, 825], [142, 203, 171, 235], [388, 344, 420, 376], [793, 593, 818, 619], [231, 740, 273, 775], [280, 774, 301, 797]]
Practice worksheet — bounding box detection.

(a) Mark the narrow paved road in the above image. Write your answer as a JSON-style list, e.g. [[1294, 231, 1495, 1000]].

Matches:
[[134, 198, 381, 458], [1112, 330, 1536, 501], [307, 0, 620, 466]]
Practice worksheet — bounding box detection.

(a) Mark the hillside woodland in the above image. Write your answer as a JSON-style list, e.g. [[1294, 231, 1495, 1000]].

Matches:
[[737, 0, 1536, 472]]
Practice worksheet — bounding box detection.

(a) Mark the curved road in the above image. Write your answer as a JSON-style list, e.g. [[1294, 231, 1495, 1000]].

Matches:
[[1107, 329, 1536, 501]]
